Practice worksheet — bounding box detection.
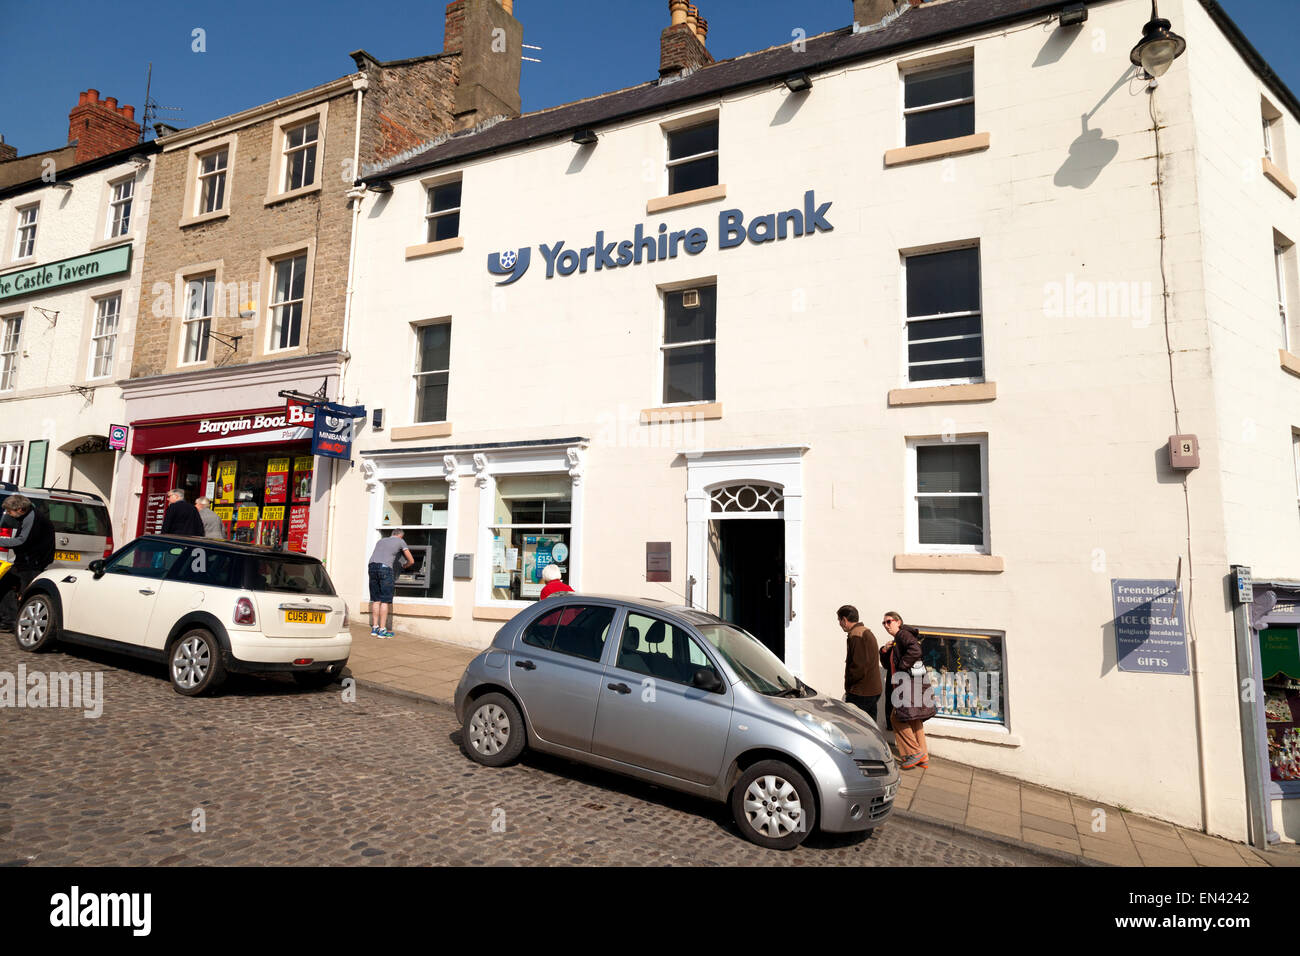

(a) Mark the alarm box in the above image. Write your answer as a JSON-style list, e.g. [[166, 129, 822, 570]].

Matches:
[[1169, 434, 1199, 470]]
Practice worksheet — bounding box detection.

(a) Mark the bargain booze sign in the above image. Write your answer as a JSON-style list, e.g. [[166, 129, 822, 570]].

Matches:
[[131, 406, 316, 454]]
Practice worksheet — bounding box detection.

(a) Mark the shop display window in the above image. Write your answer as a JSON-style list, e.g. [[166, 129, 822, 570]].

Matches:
[[1261, 628, 1300, 786], [490, 474, 572, 601], [201, 448, 312, 551], [380, 479, 448, 600], [915, 627, 1006, 725]]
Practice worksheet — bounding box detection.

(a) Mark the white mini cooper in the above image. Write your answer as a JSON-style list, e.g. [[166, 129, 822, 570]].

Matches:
[[14, 534, 351, 695]]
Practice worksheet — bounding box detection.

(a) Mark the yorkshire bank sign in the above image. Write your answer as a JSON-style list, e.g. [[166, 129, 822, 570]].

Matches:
[[487, 189, 834, 286], [131, 406, 316, 455]]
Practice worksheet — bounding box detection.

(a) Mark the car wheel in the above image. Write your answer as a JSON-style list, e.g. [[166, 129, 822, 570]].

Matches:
[[293, 662, 347, 689], [462, 692, 526, 767], [169, 629, 227, 697], [731, 759, 817, 850], [15, 593, 59, 652]]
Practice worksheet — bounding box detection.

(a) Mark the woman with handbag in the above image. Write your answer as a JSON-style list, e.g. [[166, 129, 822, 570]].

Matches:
[[882, 611, 936, 770]]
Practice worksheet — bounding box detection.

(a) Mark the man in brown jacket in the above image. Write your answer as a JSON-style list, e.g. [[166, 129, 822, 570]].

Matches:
[[838, 604, 883, 726]]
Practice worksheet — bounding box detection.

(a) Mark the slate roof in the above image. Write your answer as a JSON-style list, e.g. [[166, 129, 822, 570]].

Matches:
[[368, 0, 1081, 182]]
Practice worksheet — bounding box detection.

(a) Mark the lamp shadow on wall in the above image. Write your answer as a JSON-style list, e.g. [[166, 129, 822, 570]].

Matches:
[[1054, 68, 1138, 190], [1100, 619, 1118, 677], [770, 89, 810, 128], [566, 143, 595, 176], [1032, 22, 1083, 68]]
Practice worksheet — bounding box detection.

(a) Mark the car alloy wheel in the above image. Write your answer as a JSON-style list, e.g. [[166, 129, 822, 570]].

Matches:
[[469, 702, 510, 756], [743, 774, 804, 840], [16, 596, 51, 650], [169, 628, 226, 696]]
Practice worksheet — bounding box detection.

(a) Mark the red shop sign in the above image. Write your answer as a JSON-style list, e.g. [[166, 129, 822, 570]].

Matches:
[[131, 406, 316, 455]]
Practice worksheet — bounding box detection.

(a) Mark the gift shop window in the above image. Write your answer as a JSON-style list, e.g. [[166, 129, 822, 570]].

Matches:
[[915, 627, 1007, 727], [490, 474, 572, 601], [379, 479, 449, 600], [1260, 628, 1300, 790]]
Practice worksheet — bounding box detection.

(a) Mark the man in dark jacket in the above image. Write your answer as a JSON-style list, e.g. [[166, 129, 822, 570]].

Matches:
[[160, 488, 205, 536], [837, 604, 882, 725], [0, 494, 56, 632]]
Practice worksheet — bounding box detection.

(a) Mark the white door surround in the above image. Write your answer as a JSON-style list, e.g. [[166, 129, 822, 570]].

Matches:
[[683, 445, 808, 674]]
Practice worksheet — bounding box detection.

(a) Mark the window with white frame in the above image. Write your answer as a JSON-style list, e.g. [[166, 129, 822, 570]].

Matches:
[[0, 442, 22, 485], [662, 284, 716, 404], [1293, 431, 1300, 517], [107, 178, 134, 238], [0, 314, 21, 391], [666, 120, 718, 195], [909, 438, 988, 552], [904, 245, 983, 383], [413, 322, 451, 422], [490, 474, 572, 601], [425, 180, 461, 242], [268, 253, 307, 351], [282, 119, 319, 192], [1277, 234, 1298, 351], [181, 275, 215, 364], [90, 295, 121, 379], [379, 479, 449, 600], [903, 61, 975, 147], [1263, 97, 1286, 168], [13, 205, 38, 259], [196, 148, 228, 215]]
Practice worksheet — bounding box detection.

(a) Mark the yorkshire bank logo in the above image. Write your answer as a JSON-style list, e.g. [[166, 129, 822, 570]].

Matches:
[[485, 190, 832, 287], [488, 248, 532, 286]]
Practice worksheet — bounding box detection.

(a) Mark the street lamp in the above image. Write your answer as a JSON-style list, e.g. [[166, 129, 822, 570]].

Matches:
[[1129, 0, 1186, 80]]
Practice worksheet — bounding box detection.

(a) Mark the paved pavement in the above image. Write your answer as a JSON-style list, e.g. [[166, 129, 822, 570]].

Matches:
[[1, 637, 1049, 866], [347, 622, 1294, 867]]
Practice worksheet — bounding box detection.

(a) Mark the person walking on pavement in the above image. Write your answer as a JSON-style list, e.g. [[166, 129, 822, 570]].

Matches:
[[882, 611, 936, 769], [539, 563, 574, 599], [368, 530, 414, 638], [0, 495, 55, 633], [160, 489, 205, 536], [837, 604, 882, 726], [195, 497, 226, 540]]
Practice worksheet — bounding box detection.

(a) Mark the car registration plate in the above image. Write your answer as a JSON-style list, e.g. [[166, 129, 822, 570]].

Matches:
[[54, 551, 80, 562], [284, 610, 326, 624], [883, 782, 898, 801]]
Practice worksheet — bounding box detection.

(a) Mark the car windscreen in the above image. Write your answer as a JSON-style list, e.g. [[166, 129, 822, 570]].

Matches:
[[695, 624, 801, 696], [246, 556, 336, 595]]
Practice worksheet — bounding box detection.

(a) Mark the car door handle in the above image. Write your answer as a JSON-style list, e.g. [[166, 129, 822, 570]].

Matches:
[[514, 660, 536, 670], [608, 682, 631, 694], [138, 589, 156, 595]]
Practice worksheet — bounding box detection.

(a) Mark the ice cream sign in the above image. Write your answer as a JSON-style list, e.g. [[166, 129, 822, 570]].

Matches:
[[487, 189, 834, 285]]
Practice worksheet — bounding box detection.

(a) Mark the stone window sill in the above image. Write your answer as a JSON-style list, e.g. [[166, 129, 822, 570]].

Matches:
[[894, 553, 1004, 572], [179, 209, 230, 229], [391, 422, 453, 440], [265, 181, 323, 207], [925, 718, 1022, 747], [884, 132, 991, 167], [1281, 349, 1300, 378], [6, 256, 37, 269], [362, 601, 453, 619], [405, 237, 465, 260], [640, 402, 723, 424], [1263, 157, 1298, 199], [888, 382, 996, 406], [646, 184, 727, 215], [474, 605, 525, 621], [89, 236, 133, 253]]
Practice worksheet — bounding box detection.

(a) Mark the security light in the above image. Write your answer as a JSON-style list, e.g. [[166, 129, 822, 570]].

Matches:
[[52, 181, 73, 191], [1129, 0, 1186, 80], [1059, 3, 1088, 27], [572, 129, 598, 145], [368, 179, 393, 194], [784, 72, 813, 93]]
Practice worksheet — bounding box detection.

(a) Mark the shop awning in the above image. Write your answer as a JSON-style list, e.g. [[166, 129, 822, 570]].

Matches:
[[1260, 628, 1300, 680]]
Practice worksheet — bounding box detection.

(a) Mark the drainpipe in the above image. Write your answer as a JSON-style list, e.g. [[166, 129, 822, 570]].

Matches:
[[1231, 598, 1269, 848], [325, 73, 368, 571]]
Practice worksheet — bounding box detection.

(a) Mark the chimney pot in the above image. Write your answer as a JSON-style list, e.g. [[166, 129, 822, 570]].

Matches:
[[122, 104, 135, 121], [86, 88, 99, 103], [686, 3, 699, 37], [104, 96, 118, 110], [669, 0, 688, 26], [696, 14, 708, 42], [499, 0, 511, 12]]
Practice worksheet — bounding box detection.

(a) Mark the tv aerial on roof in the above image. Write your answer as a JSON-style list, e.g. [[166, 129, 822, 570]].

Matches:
[[522, 43, 542, 64], [139, 63, 184, 142]]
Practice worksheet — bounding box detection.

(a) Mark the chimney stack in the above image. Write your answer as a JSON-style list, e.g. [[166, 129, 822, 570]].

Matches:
[[661, 0, 713, 78], [67, 89, 141, 164], [853, 0, 916, 28], [445, 0, 523, 130]]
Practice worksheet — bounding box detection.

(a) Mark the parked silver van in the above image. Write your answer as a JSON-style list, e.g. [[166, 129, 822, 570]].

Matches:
[[454, 594, 899, 849], [0, 483, 113, 569]]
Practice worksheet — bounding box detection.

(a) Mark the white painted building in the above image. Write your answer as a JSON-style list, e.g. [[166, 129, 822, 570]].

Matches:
[[329, 0, 1300, 848], [0, 111, 157, 519]]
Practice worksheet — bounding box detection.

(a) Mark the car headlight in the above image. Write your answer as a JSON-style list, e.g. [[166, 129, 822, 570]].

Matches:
[[795, 709, 853, 754]]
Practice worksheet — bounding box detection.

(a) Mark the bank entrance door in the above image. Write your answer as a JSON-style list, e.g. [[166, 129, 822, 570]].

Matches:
[[713, 516, 785, 659]]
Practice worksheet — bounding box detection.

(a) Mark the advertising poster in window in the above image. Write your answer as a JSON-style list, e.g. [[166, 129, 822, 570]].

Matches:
[[213, 507, 233, 537], [216, 461, 238, 505], [287, 505, 309, 553], [143, 492, 168, 535], [265, 458, 290, 504], [258, 505, 285, 549], [292, 457, 313, 503], [917, 629, 1005, 724], [520, 535, 560, 598], [1261, 627, 1300, 783], [234, 505, 259, 543]]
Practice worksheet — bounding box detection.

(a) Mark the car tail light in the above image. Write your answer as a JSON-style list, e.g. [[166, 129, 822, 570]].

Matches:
[[342, 600, 349, 626], [234, 597, 256, 626], [294, 658, 313, 666], [103, 532, 114, 559]]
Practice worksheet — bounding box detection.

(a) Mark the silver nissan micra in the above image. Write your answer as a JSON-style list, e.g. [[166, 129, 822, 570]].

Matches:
[[454, 594, 899, 850]]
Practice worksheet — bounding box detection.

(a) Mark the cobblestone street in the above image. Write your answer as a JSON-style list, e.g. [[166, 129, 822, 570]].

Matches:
[[0, 641, 1059, 866]]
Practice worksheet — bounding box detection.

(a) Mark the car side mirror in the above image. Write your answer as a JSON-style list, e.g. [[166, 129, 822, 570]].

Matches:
[[89, 559, 106, 579], [693, 667, 723, 693]]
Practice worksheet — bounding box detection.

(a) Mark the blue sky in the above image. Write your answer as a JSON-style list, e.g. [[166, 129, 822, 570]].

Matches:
[[1, 0, 1296, 156]]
